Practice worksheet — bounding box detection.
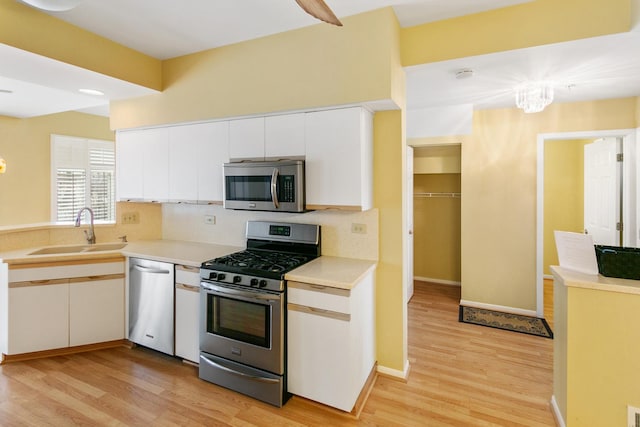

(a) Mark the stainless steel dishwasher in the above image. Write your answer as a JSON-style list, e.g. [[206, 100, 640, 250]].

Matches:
[[129, 257, 175, 355]]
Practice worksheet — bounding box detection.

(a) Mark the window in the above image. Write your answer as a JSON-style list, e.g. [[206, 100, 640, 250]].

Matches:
[[51, 135, 115, 223]]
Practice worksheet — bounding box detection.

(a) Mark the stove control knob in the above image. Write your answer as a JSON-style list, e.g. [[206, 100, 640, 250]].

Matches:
[[208, 272, 218, 280], [250, 278, 259, 287], [259, 280, 268, 288], [233, 275, 242, 284], [217, 273, 226, 281]]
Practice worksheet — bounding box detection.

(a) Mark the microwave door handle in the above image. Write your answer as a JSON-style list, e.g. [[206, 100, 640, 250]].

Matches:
[[271, 168, 280, 209]]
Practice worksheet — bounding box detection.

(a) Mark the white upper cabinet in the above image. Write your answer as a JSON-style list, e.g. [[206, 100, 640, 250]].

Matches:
[[229, 114, 305, 161], [116, 127, 169, 202], [168, 122, 229, 203], [229, 117, 264, 161], [265, 113, 305, 159], [197, 122, 229, 203], [116, 107, 373, 209], [116, 130, 145, 201], [305, 107, 373, 211]]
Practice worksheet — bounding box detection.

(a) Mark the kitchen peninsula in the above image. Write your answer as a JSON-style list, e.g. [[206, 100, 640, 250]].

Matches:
[[551, 266, 640, 427]]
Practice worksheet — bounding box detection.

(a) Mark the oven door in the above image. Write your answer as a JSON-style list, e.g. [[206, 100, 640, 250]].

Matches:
[[200, 281, 284, 374]]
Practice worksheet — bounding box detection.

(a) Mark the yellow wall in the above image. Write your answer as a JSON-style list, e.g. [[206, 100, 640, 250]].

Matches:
[[543, 139, 589, 275], [0, 0, 161, 90], [373, 110, 407, 373], [554, 271, 640, 426], [401, 0, 632, 65], [110, 8, 403, 129], [414, 174, 461, 282], [0, 112, 114, 225], [462, 98, 637, 311], [567, 287, 640, 426]]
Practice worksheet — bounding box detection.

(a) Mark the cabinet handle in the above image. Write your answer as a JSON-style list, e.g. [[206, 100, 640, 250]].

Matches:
[[69, 274, 125, 284], [287, 303, 350, 321], [177, 265, 199, 272], [176, 283, 199, 292]]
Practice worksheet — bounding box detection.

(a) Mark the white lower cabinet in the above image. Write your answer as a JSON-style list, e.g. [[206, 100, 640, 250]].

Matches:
[[3, 259, 125, 357], [174, 265, 201, 363], [287, 270, 375, 412], [8, 282, 69, 354], [69, 277, 125, 347]]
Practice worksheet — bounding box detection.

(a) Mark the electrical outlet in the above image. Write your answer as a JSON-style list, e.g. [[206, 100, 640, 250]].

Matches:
[[204, 215, 216, 225], [121, 212, 139, 224], [351, 223, 367, 234]]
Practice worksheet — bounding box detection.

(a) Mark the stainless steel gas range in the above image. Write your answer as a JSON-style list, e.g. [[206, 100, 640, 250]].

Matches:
[[199, 221, 321, 407]]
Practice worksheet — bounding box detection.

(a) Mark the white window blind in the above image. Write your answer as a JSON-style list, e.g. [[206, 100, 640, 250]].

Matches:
[[51, 135, 115, 223]]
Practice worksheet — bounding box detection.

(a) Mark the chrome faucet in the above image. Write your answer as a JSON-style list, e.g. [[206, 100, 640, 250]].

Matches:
[[75, 207, 96, 244]]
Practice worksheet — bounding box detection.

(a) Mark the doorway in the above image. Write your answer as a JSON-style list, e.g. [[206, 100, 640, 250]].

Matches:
[[536, 128, 637, 317]]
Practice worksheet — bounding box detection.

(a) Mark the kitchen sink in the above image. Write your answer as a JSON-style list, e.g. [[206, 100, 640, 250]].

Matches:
[[84, 243, 128, 252], [28, 243, 127, 256]]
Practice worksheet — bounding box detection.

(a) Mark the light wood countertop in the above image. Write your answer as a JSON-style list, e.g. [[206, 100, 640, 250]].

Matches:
[[0, 240, 241, 268], [286, 256, 377, 290], [550, 265, 640, 295]]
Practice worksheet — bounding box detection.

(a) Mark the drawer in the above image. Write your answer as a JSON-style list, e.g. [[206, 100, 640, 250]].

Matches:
[[175, 265, 200, 287], [287, 281, 351, 314], [9, 260, 125, 282]]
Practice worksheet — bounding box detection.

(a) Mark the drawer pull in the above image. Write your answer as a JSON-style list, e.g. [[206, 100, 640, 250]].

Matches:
[[288, 303, 350, 322], [176, 283, 200, 292]]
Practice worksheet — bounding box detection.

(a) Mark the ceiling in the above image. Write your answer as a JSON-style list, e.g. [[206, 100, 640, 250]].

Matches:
[[1, 0, 639, 121]]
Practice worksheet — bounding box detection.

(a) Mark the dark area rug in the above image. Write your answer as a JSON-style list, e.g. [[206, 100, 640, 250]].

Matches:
[[459, 306, 553, 339]]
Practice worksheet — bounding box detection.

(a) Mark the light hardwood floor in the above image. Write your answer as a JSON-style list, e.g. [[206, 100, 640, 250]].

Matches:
[[0, 282, 555, 426]]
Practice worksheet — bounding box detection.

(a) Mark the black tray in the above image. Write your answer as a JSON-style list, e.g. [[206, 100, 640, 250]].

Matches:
[[594, 245, 640, 280]]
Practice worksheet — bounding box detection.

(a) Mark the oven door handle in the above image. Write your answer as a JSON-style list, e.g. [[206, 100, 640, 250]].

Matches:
[[270, 168, 280, 209], [200, 355, 280, 384], [201, 282, 280, 302]]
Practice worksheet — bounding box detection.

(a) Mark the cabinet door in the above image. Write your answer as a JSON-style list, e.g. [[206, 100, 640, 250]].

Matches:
[[175, 284, 200, 363], [197, 121, 229, 203], [305, 107, 372, 210], [116, 130, 145, 201], [8, 282, 69, 354], [69, 277, 125, 347], [141, 128, 170, 202], [287, 306, 354, 411], [116, 128, 169, 202], [168, 125, 200, 202], [265, 113, 305, 159], [229, 117, 264, 160]]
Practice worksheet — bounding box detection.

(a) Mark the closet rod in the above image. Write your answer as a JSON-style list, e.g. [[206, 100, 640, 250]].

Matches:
[[413, 192, 461, 198]]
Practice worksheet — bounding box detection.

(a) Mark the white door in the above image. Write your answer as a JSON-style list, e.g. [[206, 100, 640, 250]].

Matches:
[[405, 146, 414, 303], [584, 137, 621, 245]]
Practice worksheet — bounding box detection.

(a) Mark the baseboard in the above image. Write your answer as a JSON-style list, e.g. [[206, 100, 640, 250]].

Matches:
[[376, 359, 410, 382], [550, 395, 566, 427], [414, 276, 461, 286], [459, 299, 537, 318]]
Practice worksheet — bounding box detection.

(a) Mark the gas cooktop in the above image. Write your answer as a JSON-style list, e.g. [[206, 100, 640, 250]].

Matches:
[[201, 249, 314, 279]]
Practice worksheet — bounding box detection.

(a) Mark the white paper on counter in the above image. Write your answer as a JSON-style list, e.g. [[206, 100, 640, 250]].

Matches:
[[554, 230, 599, 275]]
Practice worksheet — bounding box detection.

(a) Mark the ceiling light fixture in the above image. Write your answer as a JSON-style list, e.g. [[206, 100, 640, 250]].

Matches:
[[0, 157, 6, 174], [78, 88, 105, 96], [455, 68, 474, 79], [19, 0, 82, 12], [514, 81, 554, 113]]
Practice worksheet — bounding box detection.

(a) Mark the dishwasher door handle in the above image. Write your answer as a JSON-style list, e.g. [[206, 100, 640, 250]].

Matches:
[[132, 264, 171, 274]]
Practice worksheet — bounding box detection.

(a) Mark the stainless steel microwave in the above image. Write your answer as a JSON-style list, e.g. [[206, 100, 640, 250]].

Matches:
[[223, 160, 305, 212]]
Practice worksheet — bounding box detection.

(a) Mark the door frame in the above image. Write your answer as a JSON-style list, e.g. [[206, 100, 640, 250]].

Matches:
[[536, 128, 636, 317]]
